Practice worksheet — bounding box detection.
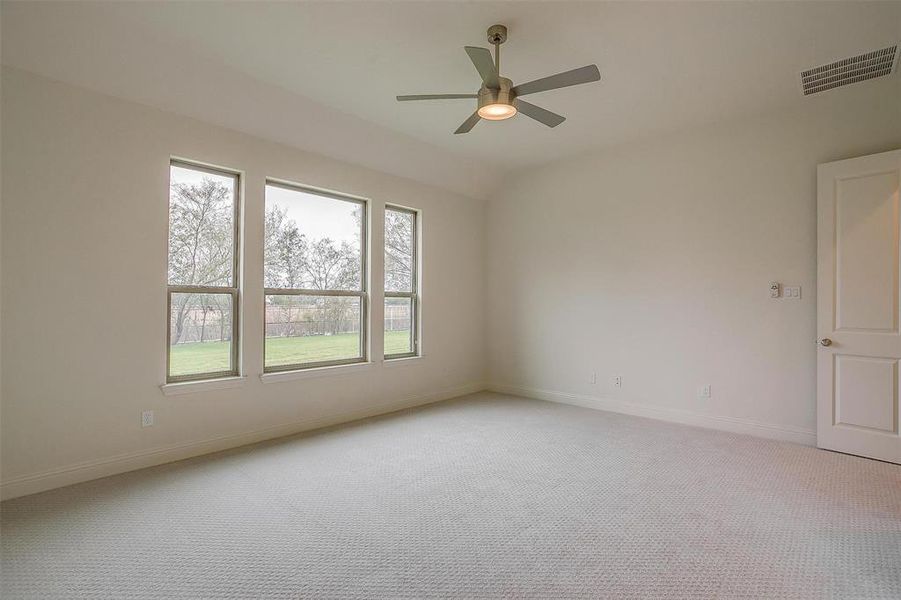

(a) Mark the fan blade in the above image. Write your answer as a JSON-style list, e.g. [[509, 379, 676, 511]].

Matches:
[[397, 94, 477, 101], [464, 46, 499, 89], [454, 111, 481, 134], [511, 64, 600, 96], [514, 99, 565, 128]]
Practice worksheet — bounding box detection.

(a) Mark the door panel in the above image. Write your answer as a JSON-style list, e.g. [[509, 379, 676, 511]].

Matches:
[[835, 171, 899, 332], [817, 149, 901, 463], [834, 355, 897, 433]]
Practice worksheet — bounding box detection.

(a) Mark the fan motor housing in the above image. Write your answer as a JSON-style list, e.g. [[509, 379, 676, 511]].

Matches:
[[478, 77, 516, 111]]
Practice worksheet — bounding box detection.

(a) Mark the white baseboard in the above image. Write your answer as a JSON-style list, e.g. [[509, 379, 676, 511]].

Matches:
[[489, 383, 816, 447], [0, 381, 487, 501]]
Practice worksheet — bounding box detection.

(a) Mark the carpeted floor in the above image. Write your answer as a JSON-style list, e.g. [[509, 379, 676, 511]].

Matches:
[[2, 392, 900, 599]]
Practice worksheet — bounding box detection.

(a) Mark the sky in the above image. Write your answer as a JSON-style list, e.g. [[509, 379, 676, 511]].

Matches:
[[265, 184, 360, 245], [170, 164, 361, 246]]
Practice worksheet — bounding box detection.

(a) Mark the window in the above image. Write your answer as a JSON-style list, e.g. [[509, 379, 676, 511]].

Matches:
[[384, 206, 418, 358], [264, 181, 367, 371], [166, 161, 240, 382]]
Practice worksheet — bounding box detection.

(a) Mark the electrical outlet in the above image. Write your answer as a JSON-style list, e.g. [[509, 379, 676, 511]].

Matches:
[[141, 410, 154, 428], [589, 372, 597, 385], [613, 375, 623, 389], [698, 384, 711, 398], [769, 282, 781, 298]]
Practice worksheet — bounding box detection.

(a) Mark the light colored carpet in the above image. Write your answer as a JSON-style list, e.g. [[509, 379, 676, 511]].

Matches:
[[2, 392, 900, 599]]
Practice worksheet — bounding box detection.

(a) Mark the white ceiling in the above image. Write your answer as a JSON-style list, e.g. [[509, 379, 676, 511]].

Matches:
[[3, 1, 900, 197]]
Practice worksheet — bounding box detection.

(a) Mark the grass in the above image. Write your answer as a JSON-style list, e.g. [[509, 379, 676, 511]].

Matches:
[[170, 330, 411, 375]]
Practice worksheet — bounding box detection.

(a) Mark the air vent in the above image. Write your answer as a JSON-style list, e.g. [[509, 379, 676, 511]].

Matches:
[[801, 45, 898, 95]]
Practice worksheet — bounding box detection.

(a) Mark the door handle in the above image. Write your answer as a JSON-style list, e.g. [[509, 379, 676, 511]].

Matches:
[[818, 338, 833, 347]]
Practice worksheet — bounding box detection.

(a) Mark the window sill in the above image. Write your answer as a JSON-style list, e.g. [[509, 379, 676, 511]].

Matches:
[[383, 355, 424, 368], [260, 361, 373, 384], [160, 376, 246, 396]]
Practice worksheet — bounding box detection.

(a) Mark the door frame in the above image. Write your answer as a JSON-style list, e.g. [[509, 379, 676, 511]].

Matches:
[[816, 149, 901, 463]]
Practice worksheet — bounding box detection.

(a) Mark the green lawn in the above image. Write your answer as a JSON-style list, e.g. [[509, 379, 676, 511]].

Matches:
[[170, 330, 411, 375]]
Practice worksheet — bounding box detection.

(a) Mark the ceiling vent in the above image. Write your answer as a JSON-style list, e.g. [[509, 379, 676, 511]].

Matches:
[[801, 45, 898, 95]]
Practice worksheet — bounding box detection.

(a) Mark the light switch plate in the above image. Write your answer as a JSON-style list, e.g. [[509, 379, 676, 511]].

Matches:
[[784, 286, 801, 299]]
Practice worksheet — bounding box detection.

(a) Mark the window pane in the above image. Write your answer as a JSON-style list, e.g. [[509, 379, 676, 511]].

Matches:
[[265, 295, 362, 368], [264, 185, 363, 290], [384, 297, 413, 356], [385, 208, 414, 293], [169, 292, 234, 377], [168, 164, 236, 287]]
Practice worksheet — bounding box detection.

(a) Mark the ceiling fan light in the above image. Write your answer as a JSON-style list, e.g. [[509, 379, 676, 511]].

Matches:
[[478, 103, 517, 120]]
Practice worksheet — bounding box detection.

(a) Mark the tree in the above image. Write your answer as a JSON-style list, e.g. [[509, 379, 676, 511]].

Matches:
[[303, 238, 359, 291], [168, 179, 233, 286], [263, 203, 363, 338], [264, 204, 288, 287], [276, 223, 308, 289], [167, 178, 234, 344], [384, 209, 413, 291], [298, 238, 358, 334]]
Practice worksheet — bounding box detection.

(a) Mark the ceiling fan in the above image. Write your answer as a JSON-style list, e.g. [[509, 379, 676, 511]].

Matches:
[[397, 24, 600, 134]]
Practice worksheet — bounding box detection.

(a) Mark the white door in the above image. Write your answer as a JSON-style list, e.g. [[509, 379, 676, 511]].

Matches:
[[817, 149, 901, 464]]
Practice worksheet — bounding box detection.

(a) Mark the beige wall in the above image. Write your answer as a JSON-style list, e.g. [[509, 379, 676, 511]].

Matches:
[[0, 68, 486, 498], [486, 77, 901, 441], [3, 64, 900, 499]]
